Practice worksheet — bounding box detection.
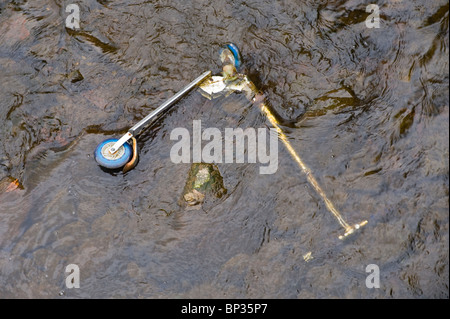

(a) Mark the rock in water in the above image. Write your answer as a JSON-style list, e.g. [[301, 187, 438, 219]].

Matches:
[[68, 69, 84, 83], [181, 163, 227, 211]]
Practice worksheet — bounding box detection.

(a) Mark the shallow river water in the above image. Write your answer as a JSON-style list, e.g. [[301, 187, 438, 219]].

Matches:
[[0, 0, 448, 298]]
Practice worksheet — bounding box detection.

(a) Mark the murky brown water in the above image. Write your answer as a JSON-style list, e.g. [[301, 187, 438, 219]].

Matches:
[[0, 0, 448, 298]]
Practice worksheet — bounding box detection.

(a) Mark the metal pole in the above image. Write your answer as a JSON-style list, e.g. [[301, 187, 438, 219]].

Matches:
[[129, 70, 212, 136], [256, 100, 368, 239], [109, 70, 211, 154]]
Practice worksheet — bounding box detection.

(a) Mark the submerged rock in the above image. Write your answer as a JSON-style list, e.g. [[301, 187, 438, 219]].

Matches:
[[181, 163, 227, 211], [67, 69, 84, 83], [184, 189, 205, 207]]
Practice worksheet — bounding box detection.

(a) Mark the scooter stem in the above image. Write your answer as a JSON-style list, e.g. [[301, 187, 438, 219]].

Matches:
[[109, 70, 212, 154]]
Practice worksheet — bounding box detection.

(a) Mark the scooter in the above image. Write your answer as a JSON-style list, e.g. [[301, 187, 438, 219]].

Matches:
[[94, 43, 367, 241]]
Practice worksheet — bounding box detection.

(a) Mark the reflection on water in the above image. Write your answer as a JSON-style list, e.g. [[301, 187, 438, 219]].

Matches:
[[0, 0, 448, 298]]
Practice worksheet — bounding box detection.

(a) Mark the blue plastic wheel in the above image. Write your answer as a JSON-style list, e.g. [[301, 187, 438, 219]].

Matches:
[[220, 43, 242, 70], [94, 138, 133, 169]]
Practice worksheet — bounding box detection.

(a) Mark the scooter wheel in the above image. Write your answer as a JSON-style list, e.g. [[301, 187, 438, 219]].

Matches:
[[94, 138, 133, 169], [220, 43, 242, 70]]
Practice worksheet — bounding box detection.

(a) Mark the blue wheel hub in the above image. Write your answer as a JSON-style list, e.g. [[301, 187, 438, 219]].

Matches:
[[220, 43, 242, 70], [94, 138, 133, 169]]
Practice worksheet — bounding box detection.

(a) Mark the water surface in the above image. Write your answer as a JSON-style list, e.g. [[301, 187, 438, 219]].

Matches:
[[0, 0, 448, 298]]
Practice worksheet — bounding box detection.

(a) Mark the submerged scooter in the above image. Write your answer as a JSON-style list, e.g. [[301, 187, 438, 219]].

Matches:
[[94, 43, 367, 240]]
